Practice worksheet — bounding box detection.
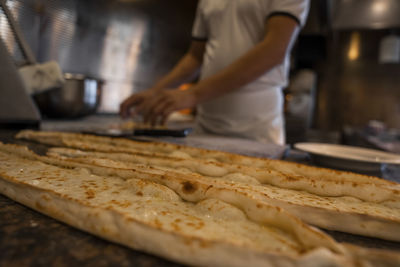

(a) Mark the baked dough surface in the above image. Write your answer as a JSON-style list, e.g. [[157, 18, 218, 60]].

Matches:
[[0, 131, 398, 266], [15, 130, 400, 241]]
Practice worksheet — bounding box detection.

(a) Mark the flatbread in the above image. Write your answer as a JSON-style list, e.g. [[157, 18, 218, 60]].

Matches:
[[1, 142, 400, 267], [16, 130, 400, 241], [16, 130, 397, 187], [48, 147, 400, 206], [45, 147, 400, 241]]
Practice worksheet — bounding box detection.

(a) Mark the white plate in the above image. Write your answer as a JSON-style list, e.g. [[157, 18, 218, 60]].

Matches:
[[294, 142, 400, 174]]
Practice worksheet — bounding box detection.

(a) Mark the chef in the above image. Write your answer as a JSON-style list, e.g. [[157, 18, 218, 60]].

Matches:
[[120, 0, 310, 145]]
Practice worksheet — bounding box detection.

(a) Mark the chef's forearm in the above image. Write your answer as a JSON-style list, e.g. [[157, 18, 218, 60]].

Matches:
[[150, 54, 200, 92], [191, 16, 299, 103], [151, 41, 205, 92]]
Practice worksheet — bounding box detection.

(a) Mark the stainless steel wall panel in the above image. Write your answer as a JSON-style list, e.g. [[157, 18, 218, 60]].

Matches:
[[1, 0, 197, 113], [315, 30, 400, 130], [0, 0, 35, 64], [331, 0, 400, 30]]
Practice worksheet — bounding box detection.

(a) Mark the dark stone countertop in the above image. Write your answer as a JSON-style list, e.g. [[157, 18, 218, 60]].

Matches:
[[0, 128, 399, 266], [0, 195, 181, 267]]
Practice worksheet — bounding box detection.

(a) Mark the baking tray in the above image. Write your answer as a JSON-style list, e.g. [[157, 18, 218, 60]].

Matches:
[[83, 127, 192, 138]]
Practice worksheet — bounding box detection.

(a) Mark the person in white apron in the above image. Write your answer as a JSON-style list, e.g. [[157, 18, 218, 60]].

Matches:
[[120, 0, 309, 145]]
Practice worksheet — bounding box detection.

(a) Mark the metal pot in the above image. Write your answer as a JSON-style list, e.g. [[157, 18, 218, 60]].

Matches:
[[33, 73, 103, 119]]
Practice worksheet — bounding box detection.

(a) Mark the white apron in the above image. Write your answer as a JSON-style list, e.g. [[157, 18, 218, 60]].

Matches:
[[194, 83, 285, 145]]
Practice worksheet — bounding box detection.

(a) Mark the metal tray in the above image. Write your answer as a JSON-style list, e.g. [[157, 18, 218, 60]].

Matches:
[[83, 127, 192, 138]]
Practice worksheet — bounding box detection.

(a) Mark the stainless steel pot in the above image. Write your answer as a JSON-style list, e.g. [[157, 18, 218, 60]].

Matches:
[[33, 73, 103, 119]]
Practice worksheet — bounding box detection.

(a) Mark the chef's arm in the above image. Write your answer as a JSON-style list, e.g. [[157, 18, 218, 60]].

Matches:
[[119, 40, 205, 117], [191, 15, 300, 103], [120, 15, 301, 121], [149, 40, 206, 92]]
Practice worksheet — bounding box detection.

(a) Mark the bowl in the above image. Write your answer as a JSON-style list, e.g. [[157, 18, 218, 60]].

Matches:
[[33, 73, 103, 119]]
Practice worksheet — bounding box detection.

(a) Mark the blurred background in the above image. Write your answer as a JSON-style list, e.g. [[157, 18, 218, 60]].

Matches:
[[1, 0, 400, 147]]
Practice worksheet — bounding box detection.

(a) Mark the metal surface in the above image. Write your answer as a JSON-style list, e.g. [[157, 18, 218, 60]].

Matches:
[[300, 1, 400, 131], [85, 127, 192, 138], [0, 0, 27, 64], [0, 38, 40, 125], [0, 0, 36, 64], [301, 0, 330, 35], [331, 0, 400, 30], [314, 30, 400, 131], [0, 0, 198, 113], [2, 0, 400, 131], [33, 74, 102, 118]]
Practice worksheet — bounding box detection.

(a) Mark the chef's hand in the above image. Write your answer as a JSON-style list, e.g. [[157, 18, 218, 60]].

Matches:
[[119, 89, 157, 119], [120, 88, 197, 125]]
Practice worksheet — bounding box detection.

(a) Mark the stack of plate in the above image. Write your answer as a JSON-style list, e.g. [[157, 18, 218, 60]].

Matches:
[[294, 143, 400, 177]]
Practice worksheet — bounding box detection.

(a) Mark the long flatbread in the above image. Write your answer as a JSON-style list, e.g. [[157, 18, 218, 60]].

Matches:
[[1, 143, 400, 267], [45, 147, 400, 242], [48, 147, 400, 206], [15, 130, 398, 186], [16, 130, 398, 187], [16, 130, 400, 241]]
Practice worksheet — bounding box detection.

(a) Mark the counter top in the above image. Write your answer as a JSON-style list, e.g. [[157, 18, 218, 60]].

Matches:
[[0, 128, 400, 266], [0, 194, 181, 267], [39, 114, 288, 159]]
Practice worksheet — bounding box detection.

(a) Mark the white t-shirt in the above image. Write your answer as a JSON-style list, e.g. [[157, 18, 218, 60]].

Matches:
[[192, 0, 309, 145]]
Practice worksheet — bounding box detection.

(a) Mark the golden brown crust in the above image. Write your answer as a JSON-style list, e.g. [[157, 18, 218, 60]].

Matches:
[[2, 141, 400, 266], [0, 144, 351, 266], [15, 130, 400, 240], [46, 147, 400, 241]]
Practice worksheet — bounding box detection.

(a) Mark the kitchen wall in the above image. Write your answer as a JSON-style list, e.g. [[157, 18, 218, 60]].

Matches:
[[0, 0, 198, 112], [295, 0, 400, 132], [316, 30, 400, 130]]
